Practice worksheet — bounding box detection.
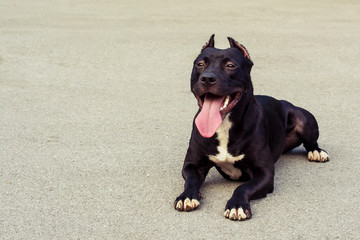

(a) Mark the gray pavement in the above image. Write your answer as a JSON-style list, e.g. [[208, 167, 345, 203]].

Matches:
[[1, 0, 359, 239]]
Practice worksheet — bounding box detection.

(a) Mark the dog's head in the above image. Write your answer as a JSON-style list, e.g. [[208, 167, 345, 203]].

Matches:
[[191, 34, 254, 138]]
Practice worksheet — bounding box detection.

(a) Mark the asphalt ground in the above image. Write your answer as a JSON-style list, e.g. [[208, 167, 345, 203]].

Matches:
[[1, 0, 359, 239]]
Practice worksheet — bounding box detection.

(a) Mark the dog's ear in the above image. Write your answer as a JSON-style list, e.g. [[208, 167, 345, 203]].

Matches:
[[227, 37, 253, 64], [201, 34, 215, 52]]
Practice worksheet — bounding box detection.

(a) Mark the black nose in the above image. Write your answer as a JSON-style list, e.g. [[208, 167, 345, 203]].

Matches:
[[200, 72, 217, 85]]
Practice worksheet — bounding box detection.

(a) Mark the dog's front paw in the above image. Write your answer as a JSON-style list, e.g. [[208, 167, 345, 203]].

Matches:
[[308, 149, 329, 162], [224, 201, 252, 221], [174, 197, 200, 211]]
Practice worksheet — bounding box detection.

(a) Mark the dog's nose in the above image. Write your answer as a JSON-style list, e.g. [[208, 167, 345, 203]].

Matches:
[[200, 72, 217, 86]]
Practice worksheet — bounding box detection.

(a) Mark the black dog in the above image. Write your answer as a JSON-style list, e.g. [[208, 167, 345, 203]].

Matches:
[[174, 35, 329, 221]]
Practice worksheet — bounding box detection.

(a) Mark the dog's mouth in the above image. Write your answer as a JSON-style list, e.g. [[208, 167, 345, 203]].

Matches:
[[195, 92, 242, 138], [196, 92, 242, 115]]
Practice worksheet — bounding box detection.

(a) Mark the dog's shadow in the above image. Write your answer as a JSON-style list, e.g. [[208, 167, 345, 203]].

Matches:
[[282, 146, 308, 157]]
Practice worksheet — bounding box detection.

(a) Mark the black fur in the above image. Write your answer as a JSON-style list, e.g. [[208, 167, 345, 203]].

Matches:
[[174, 35, 328, 220]]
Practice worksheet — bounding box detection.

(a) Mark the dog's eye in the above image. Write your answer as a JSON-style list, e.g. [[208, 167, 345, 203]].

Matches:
[[196, 61, 205, 68], [225, 63, 236, 69]]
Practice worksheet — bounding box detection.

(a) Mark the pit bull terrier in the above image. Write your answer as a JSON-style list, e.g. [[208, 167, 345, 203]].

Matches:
[[174, 34, 329, 221]]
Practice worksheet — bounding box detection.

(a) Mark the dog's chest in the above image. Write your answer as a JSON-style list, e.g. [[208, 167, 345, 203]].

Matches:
[[208, 115, 244, 180]]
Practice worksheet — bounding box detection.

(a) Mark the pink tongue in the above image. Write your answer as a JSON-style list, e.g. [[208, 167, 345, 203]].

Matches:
[[195, 94, 225, 138]]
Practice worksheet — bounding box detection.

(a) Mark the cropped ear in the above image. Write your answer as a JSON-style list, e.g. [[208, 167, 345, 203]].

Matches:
[[227, 37, 253, 64], [201, 34, 215, 52]]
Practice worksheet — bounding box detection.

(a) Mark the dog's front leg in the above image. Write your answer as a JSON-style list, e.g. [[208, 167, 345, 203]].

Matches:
[[174, 150, 212, 212], [224, 166, 274, 221]]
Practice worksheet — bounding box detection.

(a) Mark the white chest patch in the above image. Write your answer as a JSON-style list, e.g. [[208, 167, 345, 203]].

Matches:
[[208, 115, 245, 180]]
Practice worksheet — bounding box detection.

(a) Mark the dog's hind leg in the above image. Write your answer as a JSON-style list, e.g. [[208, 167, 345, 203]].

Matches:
[[281, 100, 329, 162]]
